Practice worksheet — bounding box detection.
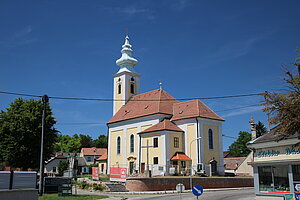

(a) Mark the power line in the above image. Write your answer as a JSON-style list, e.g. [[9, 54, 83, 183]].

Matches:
[[222, 134, 237, 139], [0, 90, 263, 102], [0, 91, 41, 98], [56, 122, 106, 125]]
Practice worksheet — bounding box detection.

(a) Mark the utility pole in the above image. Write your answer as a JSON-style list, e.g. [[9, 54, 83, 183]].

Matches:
[[264, 91, 270, 132], [39, 95, 49, 196]]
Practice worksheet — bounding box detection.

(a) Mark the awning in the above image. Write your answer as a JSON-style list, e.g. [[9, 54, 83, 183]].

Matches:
[[170, 152, 191, 161]]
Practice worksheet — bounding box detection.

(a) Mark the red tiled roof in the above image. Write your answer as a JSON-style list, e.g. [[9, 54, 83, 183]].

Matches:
[[139, 119, 183, 134], [108, 89, 179, 124], [81, 147, 107, 156], [171, 99, 224, 121], [224, 157, 247, 170], [170, 152, 191, 161], [96, 152, 107, 161]]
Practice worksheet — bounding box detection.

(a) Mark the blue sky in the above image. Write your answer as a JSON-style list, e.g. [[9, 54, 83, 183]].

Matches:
[[0, 0, 299, 151]]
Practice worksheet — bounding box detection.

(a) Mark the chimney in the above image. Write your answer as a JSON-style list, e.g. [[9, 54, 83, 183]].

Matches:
[[249, 117, 256, 140]]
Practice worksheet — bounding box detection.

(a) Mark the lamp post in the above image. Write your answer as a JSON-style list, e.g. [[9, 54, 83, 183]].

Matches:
[[189, 137, 201, 191], [38, 94, 49, 196]]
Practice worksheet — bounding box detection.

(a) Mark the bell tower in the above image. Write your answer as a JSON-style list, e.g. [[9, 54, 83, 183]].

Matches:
[[113, 34, 141, 115]]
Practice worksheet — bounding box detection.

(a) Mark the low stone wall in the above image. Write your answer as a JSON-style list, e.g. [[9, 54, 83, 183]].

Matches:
[[0, 189, 38, 200], [126, 177, 253, 191]]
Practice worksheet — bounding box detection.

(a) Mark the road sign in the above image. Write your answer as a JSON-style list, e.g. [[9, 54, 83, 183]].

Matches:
[[192, 185, 203, 197], [176, 183, 185, 193], [295, 184, 300, 192]]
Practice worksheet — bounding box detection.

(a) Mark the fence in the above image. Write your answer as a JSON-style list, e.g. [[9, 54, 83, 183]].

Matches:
[[0, 171, 37, 190], [107, 163, 216, 177]]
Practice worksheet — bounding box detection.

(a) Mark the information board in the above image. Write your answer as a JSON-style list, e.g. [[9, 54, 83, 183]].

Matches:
[[110, 168, 127, 182]]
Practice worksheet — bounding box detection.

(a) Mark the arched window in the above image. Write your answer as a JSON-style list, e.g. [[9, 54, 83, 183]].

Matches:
[[130, 83, 135, 94], [117, 137, 121, 154], [130, 134, 134, 153], [208, 129, 214, 149], [118, 84, 121, 94]]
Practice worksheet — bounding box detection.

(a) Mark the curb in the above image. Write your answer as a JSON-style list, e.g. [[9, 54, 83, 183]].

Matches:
[[104, 187, 254, 195]]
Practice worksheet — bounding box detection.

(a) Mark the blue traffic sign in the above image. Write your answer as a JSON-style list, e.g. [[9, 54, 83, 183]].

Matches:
[[192, 185, 203, 197]]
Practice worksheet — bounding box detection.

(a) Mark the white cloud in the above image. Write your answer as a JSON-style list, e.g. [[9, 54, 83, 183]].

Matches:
[[221, 106, 263, 118]]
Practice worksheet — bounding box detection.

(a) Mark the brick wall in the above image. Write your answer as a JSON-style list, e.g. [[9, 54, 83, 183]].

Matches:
[[126, 177, 253, 191]]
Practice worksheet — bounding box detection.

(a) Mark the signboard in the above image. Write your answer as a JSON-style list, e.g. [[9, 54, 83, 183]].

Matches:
[[110, 167, 127, 182], [192, 185, 203, 197], [44, 177, 72, 194], [92, 167, 99, 180], [295, 193, 300, 200]]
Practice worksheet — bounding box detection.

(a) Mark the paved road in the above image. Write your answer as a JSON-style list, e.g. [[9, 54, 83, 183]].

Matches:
[[76, 188, 255, 200]]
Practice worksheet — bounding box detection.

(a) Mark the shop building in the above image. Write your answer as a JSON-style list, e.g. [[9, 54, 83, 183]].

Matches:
[[247, 121, 300, 200]]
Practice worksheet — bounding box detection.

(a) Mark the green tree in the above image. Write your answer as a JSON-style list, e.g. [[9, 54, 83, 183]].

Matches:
[[57, 160, 69, 176], [79, 134, 94, 148], [256, 121, 267, 138], [54, 134, 81, 153], [94, 135, 108, 148], [228, 131, 252, 157], [263, 54, 300, 140], [0, 98, 58, 169]]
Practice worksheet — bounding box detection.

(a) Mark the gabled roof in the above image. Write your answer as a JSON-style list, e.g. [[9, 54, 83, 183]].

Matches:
[[171, 99, 224, 121], [224, 157, 247, 170], [96, 152, 107, 161], [250, 125, 298, 145], [81, 147, 107, 156], [139, 119, 183, 134], [170, 152, 191, 161], [108, 89, 179, 124]]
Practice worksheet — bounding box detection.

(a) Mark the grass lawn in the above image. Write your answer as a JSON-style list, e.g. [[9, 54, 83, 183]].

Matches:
[[38, 194, 109, 200]]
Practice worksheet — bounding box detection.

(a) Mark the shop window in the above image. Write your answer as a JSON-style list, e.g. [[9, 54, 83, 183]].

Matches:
[[130, 134, 134, 153], [153, 157, 158, 164], [292, 165, 300, 181], [174, 137, 179, 148], [258, 165, 290, 193], [208, 129, 214, 149], [153, 138, 158, 148]]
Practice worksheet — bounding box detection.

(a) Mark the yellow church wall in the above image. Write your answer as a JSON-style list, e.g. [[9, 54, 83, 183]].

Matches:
[[141, 134, 162, 164], [141, 125, 152, 132], [126, 127, 138, 169], [187, 124, 197, 164], [203, 125, 220, 164], [109, 129, 124, 167], [169, 133, 183, 157]]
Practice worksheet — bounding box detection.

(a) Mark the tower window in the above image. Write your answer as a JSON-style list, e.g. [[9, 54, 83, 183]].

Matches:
[[118, 84, 121, 94], [117, 136, 121, 154], [208, 129, 214, 149], [131, 77, 134, 81], [130, 83, 135, 94]]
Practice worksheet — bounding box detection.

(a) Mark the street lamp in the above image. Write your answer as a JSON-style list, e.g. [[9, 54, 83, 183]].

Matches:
[[189, 137, 201, 191]]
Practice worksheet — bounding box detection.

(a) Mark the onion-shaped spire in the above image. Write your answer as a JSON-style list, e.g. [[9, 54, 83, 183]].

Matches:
[[116, 35, 138, 73]]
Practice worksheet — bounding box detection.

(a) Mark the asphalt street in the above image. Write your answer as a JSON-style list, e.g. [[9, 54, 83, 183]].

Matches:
[[76, 188, 255, 200]]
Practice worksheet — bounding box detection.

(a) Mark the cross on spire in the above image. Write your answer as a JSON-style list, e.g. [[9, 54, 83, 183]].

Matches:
[[125, 28, 129, 37]]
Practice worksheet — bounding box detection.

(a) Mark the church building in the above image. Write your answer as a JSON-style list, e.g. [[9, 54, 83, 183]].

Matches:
[[107, 35, 225, 176]]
